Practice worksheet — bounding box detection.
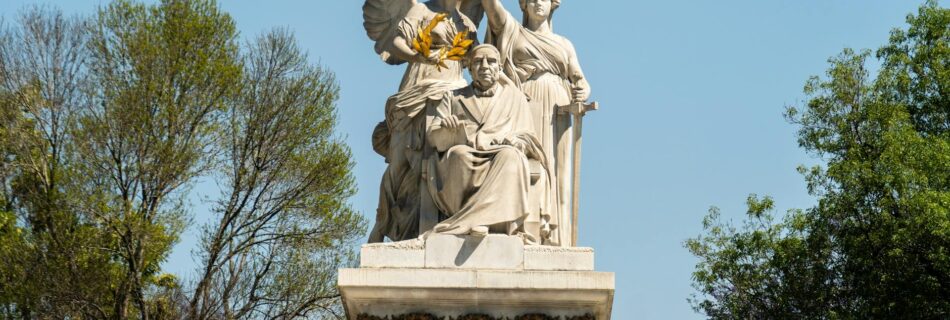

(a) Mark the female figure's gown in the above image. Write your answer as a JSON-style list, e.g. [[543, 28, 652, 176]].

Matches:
[[488, 9, 587, 246]]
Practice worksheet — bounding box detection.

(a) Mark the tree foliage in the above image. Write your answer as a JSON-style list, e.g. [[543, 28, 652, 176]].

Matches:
[[687, 1, 950, 318], [81, 1, 241, 317], [0, 1, 362, 319], [189, 29, 364, 320], [0, 6, 118, 318]]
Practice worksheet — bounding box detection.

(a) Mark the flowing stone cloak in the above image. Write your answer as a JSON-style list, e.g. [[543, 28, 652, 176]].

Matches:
[[425, 82, 554, 239]]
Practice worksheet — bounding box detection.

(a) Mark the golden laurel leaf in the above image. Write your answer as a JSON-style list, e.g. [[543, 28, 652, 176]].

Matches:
[[439, 30, 473, 69], [411, 14, 474, 72], [413, 13, 445, 59]]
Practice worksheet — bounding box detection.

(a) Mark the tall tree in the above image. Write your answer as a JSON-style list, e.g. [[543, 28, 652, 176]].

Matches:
[[1, 2, 364, 319], [0, 6, 118, 318], [188, 29, 364, 320], [687, 1, 950, 318], [79, 0, 241, 318]]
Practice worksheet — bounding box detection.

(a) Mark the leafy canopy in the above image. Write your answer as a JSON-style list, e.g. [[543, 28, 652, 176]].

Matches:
[[0, 1, 364, 319], [687, 1, 950, 318]]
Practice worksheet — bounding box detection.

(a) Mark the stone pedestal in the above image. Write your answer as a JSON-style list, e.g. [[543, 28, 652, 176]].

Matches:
[[338, 235, 614, 319]]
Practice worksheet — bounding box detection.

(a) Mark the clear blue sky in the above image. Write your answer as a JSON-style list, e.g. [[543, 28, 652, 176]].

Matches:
[[1, 1, 939, 319]]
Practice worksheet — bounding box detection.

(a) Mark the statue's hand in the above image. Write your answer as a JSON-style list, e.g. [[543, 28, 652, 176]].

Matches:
[[572, 84, 590, 103], [414, 49, 442, 65], [442, 115, 462, 130]]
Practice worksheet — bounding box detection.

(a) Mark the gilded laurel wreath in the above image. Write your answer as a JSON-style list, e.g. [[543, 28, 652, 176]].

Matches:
[[412, 13, 475, 71]]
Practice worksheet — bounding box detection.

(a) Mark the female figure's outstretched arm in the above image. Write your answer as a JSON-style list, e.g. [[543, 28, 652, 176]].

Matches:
[[481, 0, 512, 34]]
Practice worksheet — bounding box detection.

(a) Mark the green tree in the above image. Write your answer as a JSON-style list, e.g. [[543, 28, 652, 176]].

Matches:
[[687, 1, 950, 318], [0, 6, 119, 318], [79, 0, 242, 318], [1, 1, 363, 319], [188, 29, 364, 320]]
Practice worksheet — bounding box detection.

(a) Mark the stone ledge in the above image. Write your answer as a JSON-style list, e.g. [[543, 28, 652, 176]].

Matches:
[[425, 234, 524, 269], [339, 269, 615, 290], [356, 313, 595, 320], [360, 235, 594, 271], [524, 245, 594, 271], [360, 239, 426, 268], [339, 268, 614, 320]]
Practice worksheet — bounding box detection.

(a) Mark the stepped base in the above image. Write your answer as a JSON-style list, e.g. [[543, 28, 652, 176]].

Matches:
[[338, 234, 614, 319]]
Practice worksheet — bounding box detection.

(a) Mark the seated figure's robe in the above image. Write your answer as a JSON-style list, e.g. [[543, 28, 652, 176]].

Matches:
[[425, 81, 553, 237]]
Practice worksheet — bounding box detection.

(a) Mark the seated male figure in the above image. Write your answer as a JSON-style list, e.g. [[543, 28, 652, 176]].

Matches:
[[425, 44, 554, 241]]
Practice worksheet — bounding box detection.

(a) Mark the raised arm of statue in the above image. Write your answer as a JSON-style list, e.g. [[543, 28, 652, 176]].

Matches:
[[481, 0, 513, 34]]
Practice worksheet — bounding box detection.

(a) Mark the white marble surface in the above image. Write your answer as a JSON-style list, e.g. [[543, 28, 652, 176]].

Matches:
[[338, 268, 614, 319], [425, 234, 526, 269], [359, 235, 595, 271], [525, 245, 595, 271], [360, 238, 426, 268]]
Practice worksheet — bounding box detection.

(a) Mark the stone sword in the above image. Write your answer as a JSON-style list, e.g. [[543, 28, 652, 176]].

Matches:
[[558, 101, 598, 247]]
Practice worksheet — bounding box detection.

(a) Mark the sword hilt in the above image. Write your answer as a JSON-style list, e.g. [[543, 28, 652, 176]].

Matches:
[[558, 101, 599, 117]]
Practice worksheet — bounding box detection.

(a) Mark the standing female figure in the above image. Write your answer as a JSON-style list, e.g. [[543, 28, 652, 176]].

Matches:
[[481, 0, 590, 246]]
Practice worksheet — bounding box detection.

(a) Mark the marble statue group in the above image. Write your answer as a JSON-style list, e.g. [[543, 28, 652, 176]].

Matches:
[[363, 0, 594, 247]]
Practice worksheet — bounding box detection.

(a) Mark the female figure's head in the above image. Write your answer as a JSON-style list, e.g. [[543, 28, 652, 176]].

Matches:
[[520, 0, 560, 28]]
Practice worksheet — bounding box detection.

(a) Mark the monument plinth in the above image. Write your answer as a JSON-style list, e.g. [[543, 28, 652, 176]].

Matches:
[[339, 235, 614, 320]]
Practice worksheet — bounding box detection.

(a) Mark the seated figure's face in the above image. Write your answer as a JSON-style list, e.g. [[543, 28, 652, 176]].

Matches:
[[469, 48, 501, 89]]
